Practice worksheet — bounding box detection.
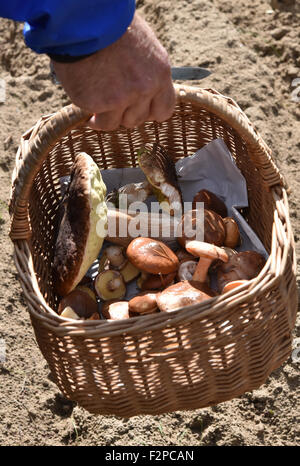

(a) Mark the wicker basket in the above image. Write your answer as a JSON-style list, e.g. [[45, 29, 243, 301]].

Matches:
[[9, 85, 298, 417]]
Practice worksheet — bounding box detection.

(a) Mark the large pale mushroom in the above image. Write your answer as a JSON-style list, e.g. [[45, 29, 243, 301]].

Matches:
[[53, 152, 107, 296]]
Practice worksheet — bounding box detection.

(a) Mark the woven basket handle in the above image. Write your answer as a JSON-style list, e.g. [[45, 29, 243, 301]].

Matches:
[[9, 84, 284, 241]]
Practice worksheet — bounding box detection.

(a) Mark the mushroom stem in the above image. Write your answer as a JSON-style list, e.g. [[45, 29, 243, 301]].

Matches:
[[185, 240, 228, 284], [192, 256, 213, 283]]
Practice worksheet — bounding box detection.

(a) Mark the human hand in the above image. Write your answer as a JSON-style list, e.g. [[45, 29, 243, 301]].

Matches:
[[51, 12, 176, 131]]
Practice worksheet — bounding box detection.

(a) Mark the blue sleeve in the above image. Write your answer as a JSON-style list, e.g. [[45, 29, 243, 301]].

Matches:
[[0, 0, 135, 56]]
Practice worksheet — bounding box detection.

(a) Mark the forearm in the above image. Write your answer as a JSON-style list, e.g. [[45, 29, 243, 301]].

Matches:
[[0, 0, 135, 57]]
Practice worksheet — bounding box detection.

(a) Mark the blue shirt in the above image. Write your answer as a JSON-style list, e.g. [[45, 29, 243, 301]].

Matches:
[[0, 1, 135, 57]]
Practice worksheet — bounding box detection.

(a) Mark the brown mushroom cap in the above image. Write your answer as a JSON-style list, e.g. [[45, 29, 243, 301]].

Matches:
[[129, 292, 158, 315], [126, 237, 179, 275], [217, 251, 266, 292], [58, 288, 98, 318], [177, 209, 226, 248], [192, 189, 228, 218], [157, 281, 215, 312], [137, 271, 176, 291], [223, 217, 241, 248]]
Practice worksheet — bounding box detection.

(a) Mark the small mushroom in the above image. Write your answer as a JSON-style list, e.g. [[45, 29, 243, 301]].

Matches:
[[177, 260, 197, 281], [129, 292, 159, 315], [138, 142, 183, 216], [101, 300, 130, 320], [222, 280, 249, 294], [192, 189, 227, 217], [126, 237, 179, 275], [185, 240, 228, 284], [223, 217, 241, 248], [216, 251, 266, 292], [177, 209, 226, 248], [137, 271, 176, 291], [105, 245, 127, 269], [58, 287, 98, 318], [157, 281, 215, 312], [94, 269, 126, 301], [103, 244, 140, 282]]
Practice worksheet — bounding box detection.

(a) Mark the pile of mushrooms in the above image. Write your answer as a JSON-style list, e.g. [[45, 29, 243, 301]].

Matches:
[[55, 145, 266, 320]]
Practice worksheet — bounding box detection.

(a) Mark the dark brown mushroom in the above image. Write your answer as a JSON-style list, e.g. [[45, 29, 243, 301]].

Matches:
[[175, 247, 196, 263], [216, 250, 266, 292], [137, 271, 176, 291], [176, 209, 226, 248], [58, 286, 98, 319], [192, 189, 227, 217]]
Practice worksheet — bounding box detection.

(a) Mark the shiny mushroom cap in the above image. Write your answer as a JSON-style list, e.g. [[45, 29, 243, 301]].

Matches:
[[157, 281, 215, 312], [126, 237, 179, 275], [129, 291, 158, 315]]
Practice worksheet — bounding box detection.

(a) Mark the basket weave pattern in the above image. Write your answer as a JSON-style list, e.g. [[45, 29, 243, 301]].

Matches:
[[9, 86, 298, 416]]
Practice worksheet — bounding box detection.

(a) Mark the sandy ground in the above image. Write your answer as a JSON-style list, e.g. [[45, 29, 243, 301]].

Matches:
[[0, 0, 299, 446]]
